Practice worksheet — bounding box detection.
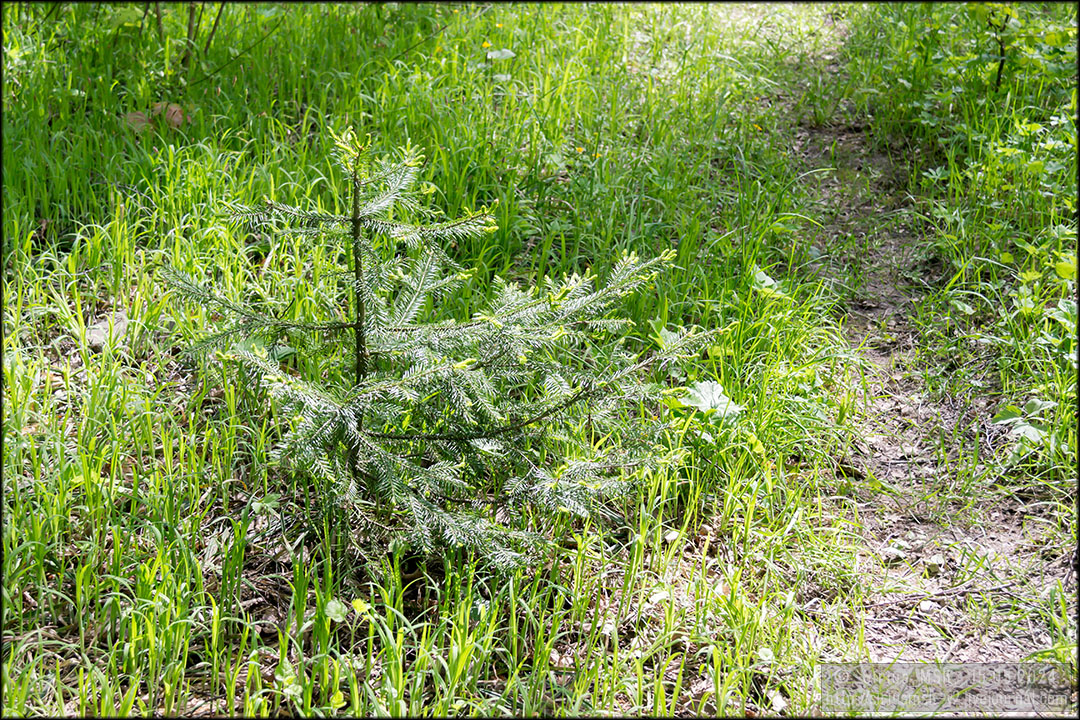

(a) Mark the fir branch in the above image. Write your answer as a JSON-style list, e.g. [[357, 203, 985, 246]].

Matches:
[[160, 265, 358, 338], [354, 162, 420, 218], [225, 200, 346, 230], [357, 211, 495, 246], [364, 382, 593, 442]]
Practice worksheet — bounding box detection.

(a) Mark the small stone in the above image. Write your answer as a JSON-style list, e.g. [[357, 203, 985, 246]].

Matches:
[[664, 529, 680, 544], [87, 310, 129, 351], [918, 599, 939, 613], [549, 648, 574, 668], [767, 688, 789, 714]]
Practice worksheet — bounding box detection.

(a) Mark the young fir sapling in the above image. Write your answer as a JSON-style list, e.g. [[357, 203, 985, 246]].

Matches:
[[163, 129, 712, 568]]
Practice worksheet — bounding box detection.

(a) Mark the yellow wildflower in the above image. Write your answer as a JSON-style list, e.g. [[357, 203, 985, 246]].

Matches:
[[482, 41, 491, 48]]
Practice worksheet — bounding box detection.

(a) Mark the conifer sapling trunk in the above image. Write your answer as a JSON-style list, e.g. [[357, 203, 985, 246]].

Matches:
[[351, 160, 367, 389]]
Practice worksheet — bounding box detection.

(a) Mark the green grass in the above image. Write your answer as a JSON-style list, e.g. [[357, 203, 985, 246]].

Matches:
[[839, 3, 1077, 496], [3, 2, 1075, 716]]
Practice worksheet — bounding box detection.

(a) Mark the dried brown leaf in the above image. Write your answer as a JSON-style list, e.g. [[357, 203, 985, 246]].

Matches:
[[125, 111, 150, 132], [151, 101, 186, 128]]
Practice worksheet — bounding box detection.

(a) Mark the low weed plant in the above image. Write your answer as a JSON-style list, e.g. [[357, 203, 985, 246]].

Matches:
[[844, 2, 1077, 493]]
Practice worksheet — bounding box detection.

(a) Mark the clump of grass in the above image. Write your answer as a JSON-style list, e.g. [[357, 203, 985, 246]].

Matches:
[[3, 4, 870, 715]]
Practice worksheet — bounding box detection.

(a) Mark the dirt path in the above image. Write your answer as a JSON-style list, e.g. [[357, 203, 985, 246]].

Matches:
[[792, 114, 1077, 676]]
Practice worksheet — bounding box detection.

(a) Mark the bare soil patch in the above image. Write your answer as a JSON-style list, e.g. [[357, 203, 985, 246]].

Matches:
[[794, 120, 1076, 669]]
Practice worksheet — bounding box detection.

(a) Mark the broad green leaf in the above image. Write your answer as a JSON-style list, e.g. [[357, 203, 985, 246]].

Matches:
[[752, 267, 785, 297], [1048, 299, 1077, 328], [658, 327, 681, 349], [1020, 269, 1042, 284], [753, 268, 777, 288], [275, 660, 296, 684], [1022, 399, 1056, 415], [746, 431, 766, 456], [1013, 422, 1047, 443], [270, 344, 296, 362], [650, 320, 681, 350], [682, 381, 743, 418], [661, 395, 684, 411], [950, 298, 975, 315], [325, 598, 348, 623], [1053, 259, 1076, 281], [108, 6, 143, 29], [251, 493, 280, 516], [282, 681, 302, 700], [1044, 29, 1067, 47], [991, 405, 1022, 424]]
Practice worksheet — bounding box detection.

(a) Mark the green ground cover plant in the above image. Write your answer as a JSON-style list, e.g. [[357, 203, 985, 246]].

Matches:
[[842, 1, 1077, 499], [3, 2, 1074, 716]]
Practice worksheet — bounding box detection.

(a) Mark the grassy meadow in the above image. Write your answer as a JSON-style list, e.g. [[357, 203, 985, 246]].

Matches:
[[2, 2, 1076, 716]]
